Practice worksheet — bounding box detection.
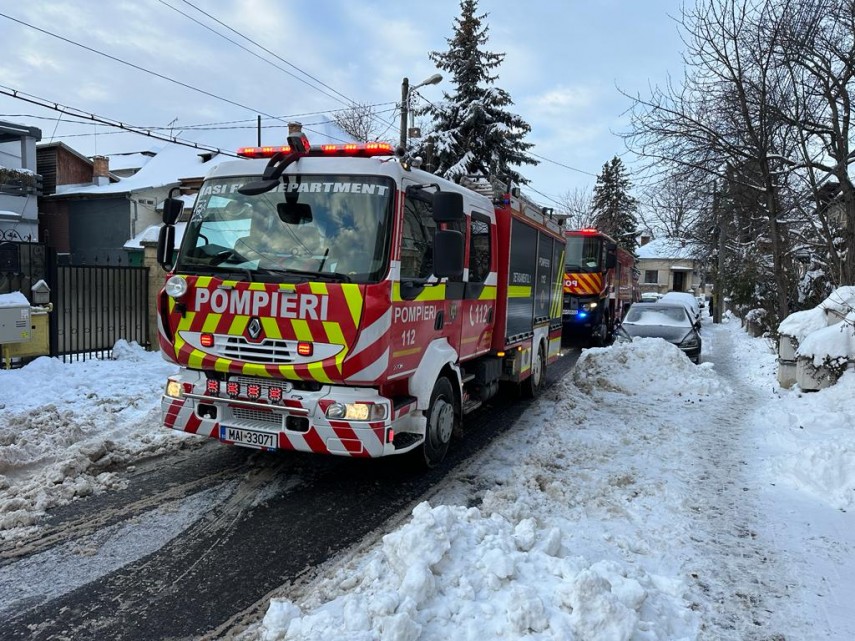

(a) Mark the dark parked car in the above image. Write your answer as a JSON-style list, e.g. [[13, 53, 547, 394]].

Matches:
[[615, 302, 702, 363]]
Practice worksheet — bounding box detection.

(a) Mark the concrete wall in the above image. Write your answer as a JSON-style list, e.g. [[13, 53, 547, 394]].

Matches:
[[143, 242, 167, 351]]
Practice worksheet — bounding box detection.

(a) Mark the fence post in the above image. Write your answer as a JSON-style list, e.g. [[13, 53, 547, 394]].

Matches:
[[142, 241, 166, 352]]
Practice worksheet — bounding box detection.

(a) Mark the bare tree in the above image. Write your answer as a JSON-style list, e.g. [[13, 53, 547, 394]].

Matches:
[[773, 0, 855, 286], [331, 103, 395, 143], [557, 186, 595, 229], [623, 0, 799, 322]]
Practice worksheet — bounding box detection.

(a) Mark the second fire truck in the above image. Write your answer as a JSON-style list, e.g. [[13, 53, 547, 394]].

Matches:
[[561, 228, 637, 345], [155, 125, 565, 468]]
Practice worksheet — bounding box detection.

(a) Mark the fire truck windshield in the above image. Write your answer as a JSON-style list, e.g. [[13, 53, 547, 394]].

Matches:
[[565, 235, 602, 273], [176, 174, 394, 282]]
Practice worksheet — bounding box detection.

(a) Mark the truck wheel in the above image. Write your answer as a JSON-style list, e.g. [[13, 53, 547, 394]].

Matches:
[[418, 377, 457, 468], [522, 343, 546, 398]]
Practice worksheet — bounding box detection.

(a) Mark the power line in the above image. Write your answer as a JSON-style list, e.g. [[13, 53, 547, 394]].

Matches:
[[178, 0, 356, 106], [155, 0, 351, 108], [171, 0, 399, 134], [0, 85, 240, 158], [528, 151, 597, 177], [0, 11, 288, 124]]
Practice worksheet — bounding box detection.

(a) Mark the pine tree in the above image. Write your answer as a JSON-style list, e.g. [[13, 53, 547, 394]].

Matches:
[[591, 156, 639, 251], [419, 0, 537, 185]]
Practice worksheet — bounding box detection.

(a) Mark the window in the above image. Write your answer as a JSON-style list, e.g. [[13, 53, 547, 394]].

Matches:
[[469, 215, 491, 282], [401, 194, 436, 279], [644, 269, 658, 284]]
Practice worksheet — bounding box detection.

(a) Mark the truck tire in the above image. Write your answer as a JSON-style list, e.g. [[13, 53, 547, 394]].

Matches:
[[521, 342, 546, 398], [417, 376, 457, 469]]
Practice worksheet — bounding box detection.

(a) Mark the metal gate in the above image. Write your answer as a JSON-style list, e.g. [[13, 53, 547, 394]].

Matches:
[[54, 265, 150, 361], [0, 237, 53, 300]]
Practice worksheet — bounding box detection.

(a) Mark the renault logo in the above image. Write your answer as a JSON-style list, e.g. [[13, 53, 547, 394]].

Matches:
[[247, 317, 263, 340]]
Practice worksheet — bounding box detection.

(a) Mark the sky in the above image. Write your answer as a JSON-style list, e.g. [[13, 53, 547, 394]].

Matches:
[[0, 0, 688, 210], [1, 303, 855, 639]]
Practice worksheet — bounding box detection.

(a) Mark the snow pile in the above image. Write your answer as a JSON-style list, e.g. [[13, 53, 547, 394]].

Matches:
[[260, 503, 692, 641], [572, 338, 727, 398], [759, 370, 855, 510], [0, 341, 183, 539], [255, 339, 721, 641], [797, 314, 855, 367], [0, 291, 29, 307], [778, 285, 855, 342]]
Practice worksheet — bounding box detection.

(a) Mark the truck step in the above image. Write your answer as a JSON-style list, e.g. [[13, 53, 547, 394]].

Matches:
[[462, 398, 483, 415], [392, 432, 422, 450]]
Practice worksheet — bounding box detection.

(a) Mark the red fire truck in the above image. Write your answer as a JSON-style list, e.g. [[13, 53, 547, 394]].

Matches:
[[561, 228, 637, 345], [155, 126, 565, 468]]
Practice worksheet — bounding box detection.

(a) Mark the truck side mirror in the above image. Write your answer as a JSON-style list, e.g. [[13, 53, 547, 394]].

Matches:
[[605, 242, 618, 269], [433, 230, 464, 279], [162, 198, 184, 225], [432, 191, 464, 223], [157, 225, 176, 269]]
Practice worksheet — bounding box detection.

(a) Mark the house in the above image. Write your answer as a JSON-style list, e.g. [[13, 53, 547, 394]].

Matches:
[[0, 120, 42, 242], [37, 142, 217, 265], [635, 233, 707, 297]]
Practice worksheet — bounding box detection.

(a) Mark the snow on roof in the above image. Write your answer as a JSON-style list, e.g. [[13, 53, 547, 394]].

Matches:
[[106, 152, 154, 173], [635, 237, 699, 260], [55, 142, 220, 196]]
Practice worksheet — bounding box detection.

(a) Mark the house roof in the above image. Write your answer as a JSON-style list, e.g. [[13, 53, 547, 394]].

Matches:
[[53, 142, 224, 197], [0, 120, 42, 143], [636, 237, 700, 260]]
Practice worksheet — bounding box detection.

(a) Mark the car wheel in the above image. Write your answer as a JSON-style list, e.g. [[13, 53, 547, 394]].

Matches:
[[522, 342, 546, 398], [415, 377, 457, 469]]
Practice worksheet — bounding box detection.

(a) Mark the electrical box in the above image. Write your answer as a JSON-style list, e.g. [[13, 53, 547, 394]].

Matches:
[[0, 303, 32, 344]]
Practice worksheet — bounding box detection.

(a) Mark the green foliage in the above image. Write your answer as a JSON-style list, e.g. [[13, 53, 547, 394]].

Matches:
[[591, 157, 639, 251], [419, 0, 537, 185]]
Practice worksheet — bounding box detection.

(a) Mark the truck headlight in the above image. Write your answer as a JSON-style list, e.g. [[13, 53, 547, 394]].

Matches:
[[165, 275, 188, 299], [326, 402, 388, 421], [581, 301, 598, 311]]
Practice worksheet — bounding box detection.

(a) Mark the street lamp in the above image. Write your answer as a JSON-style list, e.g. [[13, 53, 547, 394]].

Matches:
[[399, 73, 442, 149]]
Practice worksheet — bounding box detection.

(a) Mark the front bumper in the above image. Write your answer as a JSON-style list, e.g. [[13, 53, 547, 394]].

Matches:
[[161, 371, 423, 458]]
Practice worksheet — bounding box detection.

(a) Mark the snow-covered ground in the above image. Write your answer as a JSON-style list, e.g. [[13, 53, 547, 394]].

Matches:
[[1, 315, 854, 640]]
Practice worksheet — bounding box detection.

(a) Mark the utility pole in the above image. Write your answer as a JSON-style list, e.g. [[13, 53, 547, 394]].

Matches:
[[399, 77, 409, 150], [713, 188, 724, 324]]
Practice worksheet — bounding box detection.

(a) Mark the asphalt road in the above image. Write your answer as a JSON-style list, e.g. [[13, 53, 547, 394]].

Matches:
[[0, 347, 580, 641]]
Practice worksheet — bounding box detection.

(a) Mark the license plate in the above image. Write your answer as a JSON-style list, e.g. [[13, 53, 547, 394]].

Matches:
[[564, 309, 578, 315], [219, 426, 277, 450]]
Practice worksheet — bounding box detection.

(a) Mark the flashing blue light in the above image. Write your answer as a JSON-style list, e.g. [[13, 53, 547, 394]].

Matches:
[[578, 312, 588, 319]]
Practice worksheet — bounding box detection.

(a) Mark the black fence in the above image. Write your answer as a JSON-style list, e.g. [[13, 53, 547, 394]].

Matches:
[[0, 238, 52, 299], [54, 265, 150, 361], [1, 240, 150, 363]]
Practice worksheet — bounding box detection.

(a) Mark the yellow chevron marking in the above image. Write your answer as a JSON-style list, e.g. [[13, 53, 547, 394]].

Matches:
[[391, 282, 447, 302], [260, 316, 281, 339], [343, 284, 363, 327], [202, 313, 221, 333], [508, 285, 532, 298], [478, 285, 498, 301], [291, 319, 313, 342], [392, 347, 422, 357], [308, 361, 332, 383]]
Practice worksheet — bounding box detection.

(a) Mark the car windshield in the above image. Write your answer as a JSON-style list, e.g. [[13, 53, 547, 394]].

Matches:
[[624, 306, 690, 327], [565, 235, 602, 273], [175, 174, 395, 283]]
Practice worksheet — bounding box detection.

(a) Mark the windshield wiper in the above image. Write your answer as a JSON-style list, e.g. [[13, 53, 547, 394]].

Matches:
[[261, 267, 352, 283]]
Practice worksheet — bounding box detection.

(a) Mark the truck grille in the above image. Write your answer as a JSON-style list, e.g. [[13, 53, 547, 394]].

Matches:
[[231, 407, 284, 427], [218, 337, 293, 364]]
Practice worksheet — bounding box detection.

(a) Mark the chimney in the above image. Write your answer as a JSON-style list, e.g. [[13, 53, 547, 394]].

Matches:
[[640, 232, 652, 246], [92, 155, 110, 186]]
